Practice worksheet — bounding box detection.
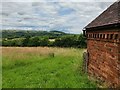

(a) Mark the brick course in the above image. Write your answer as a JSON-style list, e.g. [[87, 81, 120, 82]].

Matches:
[[87, 30, 120, 87]]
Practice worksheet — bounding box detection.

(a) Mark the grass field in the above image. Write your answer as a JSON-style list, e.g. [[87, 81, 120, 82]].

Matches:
[[2, 47, 97, 88]]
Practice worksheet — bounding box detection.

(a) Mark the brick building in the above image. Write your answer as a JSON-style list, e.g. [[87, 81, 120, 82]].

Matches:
[[84, 1, 120, 87]]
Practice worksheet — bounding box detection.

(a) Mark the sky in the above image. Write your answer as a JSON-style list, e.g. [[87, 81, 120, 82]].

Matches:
[[0, 0, 117, 34]]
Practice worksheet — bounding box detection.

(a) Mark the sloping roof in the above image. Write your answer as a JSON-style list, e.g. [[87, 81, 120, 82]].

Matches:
[[85, 1, 120, 29]]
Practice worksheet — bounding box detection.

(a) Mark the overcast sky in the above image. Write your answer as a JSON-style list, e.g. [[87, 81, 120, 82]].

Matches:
[[1, 0, 117, 34]]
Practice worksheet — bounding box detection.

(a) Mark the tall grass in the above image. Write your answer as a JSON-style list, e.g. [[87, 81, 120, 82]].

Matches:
[[2, 47, 97, 88]]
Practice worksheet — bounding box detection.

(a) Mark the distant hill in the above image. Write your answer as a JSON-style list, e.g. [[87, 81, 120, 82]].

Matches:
[[1, 30, 86, 48], [49, 30, 66, 34], [1, 30, 70, 39]]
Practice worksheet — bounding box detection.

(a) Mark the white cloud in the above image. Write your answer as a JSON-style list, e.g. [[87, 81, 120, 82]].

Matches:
[[1, 1, 114, 33], [2, 0, 117, 2]]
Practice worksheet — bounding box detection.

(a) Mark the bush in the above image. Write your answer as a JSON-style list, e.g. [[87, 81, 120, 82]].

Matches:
[[2, 34, 86, 48]]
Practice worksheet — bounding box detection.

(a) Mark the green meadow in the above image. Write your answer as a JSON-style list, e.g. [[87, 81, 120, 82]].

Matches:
[[2, 47, 97, 88]]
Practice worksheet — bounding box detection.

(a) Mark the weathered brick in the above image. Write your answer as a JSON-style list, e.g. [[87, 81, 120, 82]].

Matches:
[[87, 30, 120, 87]]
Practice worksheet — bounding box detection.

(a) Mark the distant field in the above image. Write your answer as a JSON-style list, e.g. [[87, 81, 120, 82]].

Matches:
[[2, 47, 96, 88]]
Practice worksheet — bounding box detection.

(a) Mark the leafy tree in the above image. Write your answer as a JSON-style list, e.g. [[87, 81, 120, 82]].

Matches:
[[39, 38, 49, 46], [22, 36, 30, 46], [77, 34, 87, 48], [28, 37, 40, 46]]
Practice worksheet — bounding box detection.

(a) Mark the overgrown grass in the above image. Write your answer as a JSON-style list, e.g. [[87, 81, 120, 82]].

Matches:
[[2, 47, 97, 88]]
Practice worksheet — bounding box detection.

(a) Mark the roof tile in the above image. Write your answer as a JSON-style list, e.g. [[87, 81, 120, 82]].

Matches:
[[85, 1, 120, 29]]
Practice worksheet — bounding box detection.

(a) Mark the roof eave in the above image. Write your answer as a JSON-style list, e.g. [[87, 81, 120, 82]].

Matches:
[[85, 23, 120, 31]]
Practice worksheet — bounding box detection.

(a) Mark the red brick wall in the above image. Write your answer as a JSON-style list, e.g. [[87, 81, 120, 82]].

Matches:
[[87, 29, 120, 87]]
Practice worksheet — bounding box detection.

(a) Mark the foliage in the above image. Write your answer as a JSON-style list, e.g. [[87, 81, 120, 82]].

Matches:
[[2, 30, 87, 48]]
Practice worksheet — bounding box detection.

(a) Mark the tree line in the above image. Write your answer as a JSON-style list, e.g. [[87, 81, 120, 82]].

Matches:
[[2, 34, 86, 48], [1, 30, 87, 48]]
